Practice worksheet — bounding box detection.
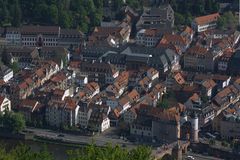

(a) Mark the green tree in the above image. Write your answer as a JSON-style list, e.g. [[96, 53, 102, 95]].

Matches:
[[175, 12, 185, 26], [49, 4, 58, 24], [217, 16, 226, 30], [217, 11, 237, 30], [2, 111, 26, 133], [36, 145, 54, 160], [113, 0, 124, 11], [129, 146, 152, 160], [205, 0, 213, 12], [68, 144, 152, 160], [58, 10, 72, 28], [10, 62, 20, 73], [157, 99, 169, 109], [209, 139, 216, 145], [0, 144, 54, 160], [11, 0, 22, 27]]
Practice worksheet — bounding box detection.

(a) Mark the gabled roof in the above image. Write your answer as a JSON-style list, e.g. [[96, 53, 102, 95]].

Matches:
[[160, 34, 188, 45], [51, 72, 67, 83], [194, 13, 220, 25], [0, 95, 5, 105], [21, 25, 60, 35], [119, 96, 129, 106], [202, 79, 217, 90], [127, 89, 140, 102], [174, 72, 185, 85], [189, 93, 201, 103], [19, 99, 40, 112], [186, 45, 208, 55]]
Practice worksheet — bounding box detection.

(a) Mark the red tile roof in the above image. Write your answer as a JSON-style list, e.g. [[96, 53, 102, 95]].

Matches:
[[187, 46, 208, 55], [0, 95, 5, 105], [160, 34, 187, 45], [18, 82, 28, 89], [194, 13, 220, 25], [202, 79, 216, 90]]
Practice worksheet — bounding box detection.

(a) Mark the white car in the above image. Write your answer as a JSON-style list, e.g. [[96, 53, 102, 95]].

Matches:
[[187, 155, 194, 160]]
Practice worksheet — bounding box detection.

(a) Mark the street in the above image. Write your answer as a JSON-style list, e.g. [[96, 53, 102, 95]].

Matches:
[[183, 152, 224, 160], [26, 127, 136, 149]]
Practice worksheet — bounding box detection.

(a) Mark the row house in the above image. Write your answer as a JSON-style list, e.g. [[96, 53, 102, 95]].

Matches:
[[79, 61, 119, 86], [146, 68, 159, 81], [83, 82, 100, 99], [77, 100, 93, 129], [17, 99, 43, 123], [158, 33, 190, 53], [108, 108, 121, 126], [87, 104, 111, 133], [212, 104, 240, 140], [45, 98, 79, 127], [130, 106, 181, 142], [184, 46, 216, 72], [5, 47, 39, 68], [137, 76, 152, 93], [114, 71, 129, 88], [105, 71, 129, 98], [151, 83, 167, 100], [117, 96, 131, 114], [88, 23, 131, 47], [220, 113, 240, 140], [38, 47, 70, 68], [128, 70, 144, 88], [48, 71, 69, 90], [212, 83, 240, 116], [0, 95, 11, 113], [105, 84, 124, 99], [136, 28, 171, 47], [51, 88, 73, 101], [143, 92, 158, 107], [184, 93, 215, 126], [11, 61, 60, 101], [127, 89, 140, 104], [124, 83, 166, 124], [124, 103, 145, 124], [193, 74, 231, 90], [217, 50, 233, 73], [0, 65, 13, 83], [180, 26, 194, 45], [165, 72, 186, 90], [201, 79, 217, 98], [191, 13, 220, 32]]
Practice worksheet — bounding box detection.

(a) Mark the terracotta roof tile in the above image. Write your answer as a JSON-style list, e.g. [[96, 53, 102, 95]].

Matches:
[[18, 82, 28, 89], [174, 72, 185, 85], [127, 89, 140, 101], [119, 97, 129, 106], [194, 13, 220, 25], [190, 93, 200, 102], [202, 79, 216, 90], [0, 95, 5, 105], [187, 45, 208, 55]]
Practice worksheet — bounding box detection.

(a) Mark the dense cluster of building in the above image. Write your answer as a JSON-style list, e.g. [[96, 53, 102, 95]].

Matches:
[[0, 2, 240, 146]]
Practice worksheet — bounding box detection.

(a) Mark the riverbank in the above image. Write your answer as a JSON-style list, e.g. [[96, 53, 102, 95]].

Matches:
[[0, 137, 78, 160]]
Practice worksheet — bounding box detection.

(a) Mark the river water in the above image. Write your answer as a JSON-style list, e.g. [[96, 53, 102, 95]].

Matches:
[[0, 138, 79, 160]]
